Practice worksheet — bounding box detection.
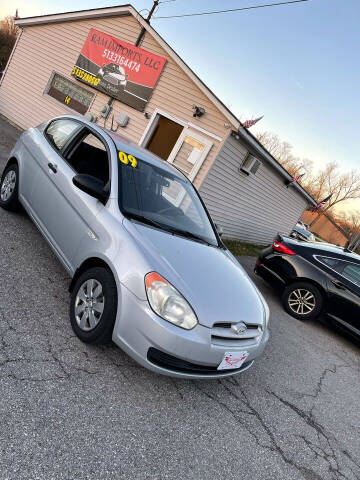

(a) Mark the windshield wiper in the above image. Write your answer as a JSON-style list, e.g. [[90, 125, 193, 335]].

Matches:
[[162, 226, 212, 245], [126, 212, 165, 229], [127, 212, 213, 246]]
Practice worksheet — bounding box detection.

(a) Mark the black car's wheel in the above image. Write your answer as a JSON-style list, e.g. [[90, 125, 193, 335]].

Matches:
[[282, 282, 323, 320], [0, 163, 20, 211], [70, 267, 118, 344]]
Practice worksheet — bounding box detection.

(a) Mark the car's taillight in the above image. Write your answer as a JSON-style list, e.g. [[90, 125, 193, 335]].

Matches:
[[273, 241, 296, 255]]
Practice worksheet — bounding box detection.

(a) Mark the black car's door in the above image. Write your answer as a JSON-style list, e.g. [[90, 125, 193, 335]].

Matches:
[[317, 255, 360, 334]]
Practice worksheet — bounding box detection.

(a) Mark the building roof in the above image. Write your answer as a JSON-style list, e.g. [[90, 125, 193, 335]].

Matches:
[[15, 4, 316, 206]]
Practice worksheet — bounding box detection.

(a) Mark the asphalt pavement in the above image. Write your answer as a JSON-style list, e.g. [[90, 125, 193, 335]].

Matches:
[[0, 116, 359, 480]]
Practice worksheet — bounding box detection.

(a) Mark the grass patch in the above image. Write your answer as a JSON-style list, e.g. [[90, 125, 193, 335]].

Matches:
[[223, 239, 266, 257]]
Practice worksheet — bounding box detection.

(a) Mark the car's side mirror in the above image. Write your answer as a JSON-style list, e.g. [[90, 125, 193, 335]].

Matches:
[[73, 174, 107, 204], [215, 224, 224, 237]]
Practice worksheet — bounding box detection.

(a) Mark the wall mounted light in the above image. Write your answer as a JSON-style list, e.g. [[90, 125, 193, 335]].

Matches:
[[192, 104, 205, 118]]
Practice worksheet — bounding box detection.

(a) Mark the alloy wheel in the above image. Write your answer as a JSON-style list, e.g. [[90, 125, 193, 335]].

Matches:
[[1, 170, 16, 202], [75, 279, 105, 331], [288, 288, 316, 315]]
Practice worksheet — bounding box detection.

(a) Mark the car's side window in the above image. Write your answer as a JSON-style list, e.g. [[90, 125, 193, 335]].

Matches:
[[45, 119, 82, 152], [342, 263, 360, 287], [317, 256, 360, 287], [66, 132, 110, 186]]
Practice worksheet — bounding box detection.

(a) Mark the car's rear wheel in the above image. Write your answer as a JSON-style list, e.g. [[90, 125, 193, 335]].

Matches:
[[70, 266, 118, 344], [282, 282, 323, 320], [0, 164, 20, 211]]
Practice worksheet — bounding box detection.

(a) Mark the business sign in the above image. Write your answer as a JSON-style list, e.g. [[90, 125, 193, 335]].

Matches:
[[72, 28, 167, 111]]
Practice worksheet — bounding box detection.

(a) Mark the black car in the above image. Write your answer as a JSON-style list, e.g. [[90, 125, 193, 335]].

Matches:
[[255, 234, 360, 338]]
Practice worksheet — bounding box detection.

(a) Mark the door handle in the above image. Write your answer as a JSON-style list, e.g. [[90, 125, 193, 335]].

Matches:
[[48, 162, 57, 173], [331, 280, 346, 290]]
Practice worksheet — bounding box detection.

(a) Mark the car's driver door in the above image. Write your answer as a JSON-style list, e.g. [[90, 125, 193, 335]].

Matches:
[[30, 119, 109, 273]]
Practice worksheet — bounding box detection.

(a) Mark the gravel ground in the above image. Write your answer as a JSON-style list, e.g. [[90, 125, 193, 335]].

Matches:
[[0, 117, 359, 480]]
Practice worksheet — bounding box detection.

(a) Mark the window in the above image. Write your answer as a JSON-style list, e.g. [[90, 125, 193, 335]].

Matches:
[[45, 72, 95, 114], [45, 119, 82, 152], [316, 256, 360, 287], [240, 153, 261, 175], [66, 132, 110, 186]]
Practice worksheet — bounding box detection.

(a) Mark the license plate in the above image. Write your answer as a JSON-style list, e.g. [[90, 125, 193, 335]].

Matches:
[[217, 351, 249, 370]]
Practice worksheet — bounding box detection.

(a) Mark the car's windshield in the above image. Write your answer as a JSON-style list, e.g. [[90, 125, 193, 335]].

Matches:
[[118, 155, 218, 246]]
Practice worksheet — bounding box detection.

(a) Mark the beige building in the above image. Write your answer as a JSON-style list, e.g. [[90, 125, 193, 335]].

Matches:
[[0, 4, 316, 244]]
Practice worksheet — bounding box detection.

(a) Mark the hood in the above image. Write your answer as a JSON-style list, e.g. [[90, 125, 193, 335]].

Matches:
[[123, 220, 266, 328]]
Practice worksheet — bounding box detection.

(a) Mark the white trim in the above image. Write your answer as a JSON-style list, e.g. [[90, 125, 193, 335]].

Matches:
[[187, 123, 222, 142], [15, 6, 132, 26], [0, 29, 22, 87]]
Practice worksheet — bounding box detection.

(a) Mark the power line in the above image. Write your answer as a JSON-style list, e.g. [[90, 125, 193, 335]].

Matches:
[[153, 0, 310, 19]]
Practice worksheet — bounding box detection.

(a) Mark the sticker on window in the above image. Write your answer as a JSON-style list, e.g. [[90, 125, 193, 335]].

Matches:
[[119, 151, 137, 168]]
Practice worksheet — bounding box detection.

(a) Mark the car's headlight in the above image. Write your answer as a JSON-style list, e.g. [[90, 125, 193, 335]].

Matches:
[[145, 272, 198, 330]]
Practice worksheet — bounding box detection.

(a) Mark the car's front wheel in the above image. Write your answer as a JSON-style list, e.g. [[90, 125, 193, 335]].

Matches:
[[282, 282, 323, 320], [70, 266, 118, 344], [0, 163, 20, 211]]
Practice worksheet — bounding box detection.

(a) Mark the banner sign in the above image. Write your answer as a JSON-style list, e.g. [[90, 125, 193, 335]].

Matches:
[[72, 28, 167, 111]]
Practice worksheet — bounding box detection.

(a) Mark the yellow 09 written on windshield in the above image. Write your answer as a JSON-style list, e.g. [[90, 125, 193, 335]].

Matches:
[[119, 151, 137, 168]]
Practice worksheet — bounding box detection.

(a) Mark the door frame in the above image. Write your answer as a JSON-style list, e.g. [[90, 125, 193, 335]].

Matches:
[[139, 108, 222, 149], [138, 108, 186, 149]]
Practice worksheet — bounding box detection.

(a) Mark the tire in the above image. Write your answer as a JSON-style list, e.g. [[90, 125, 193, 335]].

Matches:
[[282, 281, 323, 321], [0, 163, 20, 211], [70, 266, 118, 344]]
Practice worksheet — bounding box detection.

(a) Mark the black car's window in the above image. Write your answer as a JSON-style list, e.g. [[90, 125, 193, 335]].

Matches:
[[66, 132, 110, 186], [317, 256, 360, 287], [342, 264, 360, 287], [45, 119, 82, 152]]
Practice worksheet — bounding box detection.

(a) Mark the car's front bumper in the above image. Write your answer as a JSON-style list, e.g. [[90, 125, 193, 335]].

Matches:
[[112, 284, 269, 379]]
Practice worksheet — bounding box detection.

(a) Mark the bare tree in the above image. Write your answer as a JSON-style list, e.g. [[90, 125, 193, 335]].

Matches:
[[308, 162, 360, 226], [255, 130, 313, 178], [334, 210, 360, 243], [0, 15, 20, 70]]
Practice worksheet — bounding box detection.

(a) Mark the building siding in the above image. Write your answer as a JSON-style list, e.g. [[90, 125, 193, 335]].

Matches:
[[0, 14, 229, 188], [199, 135, 309, 245]]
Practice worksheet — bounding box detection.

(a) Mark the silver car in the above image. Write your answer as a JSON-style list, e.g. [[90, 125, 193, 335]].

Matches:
[[0, 115, 269, 378]]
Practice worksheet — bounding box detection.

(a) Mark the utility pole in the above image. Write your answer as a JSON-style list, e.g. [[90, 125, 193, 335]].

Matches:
[[135, 0, 159, 46]]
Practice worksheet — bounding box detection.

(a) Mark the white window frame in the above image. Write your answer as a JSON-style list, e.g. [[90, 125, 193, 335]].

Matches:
[[240, 153, 262, 175], [167, 128, 213, 182]]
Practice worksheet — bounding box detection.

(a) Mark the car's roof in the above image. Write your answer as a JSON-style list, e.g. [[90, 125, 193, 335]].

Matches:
[[47, 115, 187, 182], [284, 235, 360, 261]]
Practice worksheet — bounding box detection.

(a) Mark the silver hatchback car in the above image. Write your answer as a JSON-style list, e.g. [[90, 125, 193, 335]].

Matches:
[[0, 115, 269, 378]]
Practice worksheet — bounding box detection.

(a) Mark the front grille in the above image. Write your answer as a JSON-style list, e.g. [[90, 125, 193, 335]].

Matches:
[[211, 322, 262, 344], [147, 348, 251, 375]]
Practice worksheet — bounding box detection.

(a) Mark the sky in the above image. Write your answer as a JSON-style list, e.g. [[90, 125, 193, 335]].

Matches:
[[1, 0, 360, 212]]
